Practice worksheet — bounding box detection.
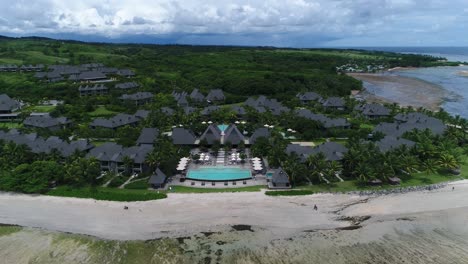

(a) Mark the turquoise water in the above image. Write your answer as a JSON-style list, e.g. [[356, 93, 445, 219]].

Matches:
[[218, 124, 228, 132], [187, 167, 252, 181], [266, 172, 273, 177]]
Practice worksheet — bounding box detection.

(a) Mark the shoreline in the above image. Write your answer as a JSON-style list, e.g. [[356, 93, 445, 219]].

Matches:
[[348, 72, 447, 111], [1, 180, 468, 241]]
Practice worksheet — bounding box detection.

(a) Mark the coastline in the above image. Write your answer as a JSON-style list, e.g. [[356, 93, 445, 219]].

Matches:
[[1, 181, 468, 263], [348, 72, 447, 111]]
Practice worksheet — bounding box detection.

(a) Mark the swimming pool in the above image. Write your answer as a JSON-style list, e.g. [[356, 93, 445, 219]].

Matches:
[[187, 167, 252, 181], [218, 124, 228, 132]]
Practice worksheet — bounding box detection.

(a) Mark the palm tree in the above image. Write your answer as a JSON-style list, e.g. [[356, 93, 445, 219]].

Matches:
[[437, 153, 458, 170], [420, 159, 439, 176], [146, 150, 163, 171], [122, 156, 133, 176]]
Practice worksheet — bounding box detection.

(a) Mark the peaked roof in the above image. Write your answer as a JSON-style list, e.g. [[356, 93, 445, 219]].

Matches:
[[23, 116, 70, 128], [376, 136, 416, 152], [119, 92, 154, 101], [137, 128, 159, 145], [249, 128, 270, 144], [356, 103, 391, 117], [149, 168, 167, 185], [206, 89, 225, 101], [271, 167, 290, 184], [322, 97, 345, 108], [172, 128, 197, 145], [200, 124, 222, 144], [0, 94, 20, 111], [224, 125, 245, 145], [190, 89, 205, 101], [90, 113, 140, 129], [297, 92, 322, 101]]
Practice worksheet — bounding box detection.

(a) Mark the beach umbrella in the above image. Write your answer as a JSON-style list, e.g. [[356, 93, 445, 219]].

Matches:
[[241, 121, 246, 124], [179, 124, 183, 127], [208, 121, 213, 124], [251, 157, 261, 161], [253, 166, 263, 171], [269, 125, 274, 129], [235, 121, 240, 124], [202, 121, 207, 124], [264, 124, 269, 127], [287, 128, 293, 132]]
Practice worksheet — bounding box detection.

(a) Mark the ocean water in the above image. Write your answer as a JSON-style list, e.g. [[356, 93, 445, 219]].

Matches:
[[359, 47, 468, 118]]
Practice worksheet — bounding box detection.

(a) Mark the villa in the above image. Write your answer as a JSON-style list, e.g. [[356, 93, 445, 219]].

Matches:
[[171, 128, 198, 145], [190, 89, 205, 102], [148, 168, 167, 189], [206, 89, 225, 102], [268, 167, 291, 189], [119, 92, 154, 106], [322, 97, 346, 110], [137, 128, 159, 146], [23, 116, 71, 131], [296, 92, 322, 104], [115, 82, 139, 90], [0, 94, 21, 122], [355, 103, 391, 119], [89, 113, 141, 130], [78, 84, 109, 96]]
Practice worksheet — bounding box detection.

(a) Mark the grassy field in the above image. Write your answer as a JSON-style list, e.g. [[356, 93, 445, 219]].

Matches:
[[88, 106, 118, 117], [170, 185, 264, 193], [0, 122, 22, 129], [47, 186, 166, 202], [28, 105, 56, 112]]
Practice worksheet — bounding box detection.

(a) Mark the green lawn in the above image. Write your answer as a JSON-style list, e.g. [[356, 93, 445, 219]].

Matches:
[[359, 123, 375, 130], [0, 122, 22, 129], [169, 185, 264, 193], [28, 105, 56, 112], [17, 51, 69, 64], [47, 187, 167, 202], [88, 106, 117, 117], [0, 58, 23, 64], [124, 180, 149, 190]]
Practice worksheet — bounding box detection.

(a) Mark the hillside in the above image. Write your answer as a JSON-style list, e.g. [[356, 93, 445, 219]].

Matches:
[[0, 37, 450, 102]]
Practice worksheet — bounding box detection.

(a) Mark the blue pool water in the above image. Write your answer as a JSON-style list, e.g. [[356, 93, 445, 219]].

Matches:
[[187, 167, 252, 181], [218, 124, 228, 132]]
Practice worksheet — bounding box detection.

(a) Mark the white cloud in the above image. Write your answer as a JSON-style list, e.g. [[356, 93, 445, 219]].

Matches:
[[0, 0, 465, 46]]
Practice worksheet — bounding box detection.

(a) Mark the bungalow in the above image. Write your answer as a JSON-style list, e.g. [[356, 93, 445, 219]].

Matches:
[[76, 71, 108, 82], [190, 89, 205, 103], [355, 103, 391, 119], [0, 64, 18, 72], [135, 109, 150, 120], [23, 116, 71, 131], [269, 167, 291, 189], [206, 89, 225, 102], [161, 107, 175, 116], [117, 69, 136, 78], [248, 128, 270, 145], [376, 136, 416, 153], [183, 106, 197, 115], [201, 105, 220, 116], [119, 92, 154, 106], [115, 82, 139, 90], [223, 124, 245, 145], [374, 116, 446, 137], [89, 113, 140, 130], [322, 97, 346, 110], [296, 92, 322, 104], [230, 106, 246, 116], [0, 94, 21, 122], [148, 168, 167, 189], [86, 142, 153, 174], [286, 142, 348, 162], [172, 127, 197, 145], [199, 124, 222, 145], [296, 109, 350, 129], [78, 84, 109, 96], [136, 128, 159, 146]]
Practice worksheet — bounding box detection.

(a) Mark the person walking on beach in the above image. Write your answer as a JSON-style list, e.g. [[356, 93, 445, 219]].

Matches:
[[313, 204, 318, 211], [452, 186, 455, 191]]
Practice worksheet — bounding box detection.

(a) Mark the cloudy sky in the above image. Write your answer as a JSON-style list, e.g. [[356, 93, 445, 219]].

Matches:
[[0, 0, 467, 47]]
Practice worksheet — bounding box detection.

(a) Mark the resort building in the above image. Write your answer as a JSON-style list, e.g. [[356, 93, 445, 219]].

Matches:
[[23, 116, 71, 131], [119, 92, 154, 106], [248, 128, 271, 145], [206, 89, 225, 102], [374, 114, 446, 137], [190, 89, 205, 103], [223, 125, 245, 145], [230, 106, 246, 117], [183, 106, 197, 115], [201, 106, 220, 116], [89, 113, 141, 130], [161, 107, 175, 116], [268, 167, 291, 188], [286, 142, 349, 162], [74, 71, 109, 82], [296, 109, 350, 129], [137, 128, 159, 146], [199, 124, 222, 145], [117, 69, 136, 78], [78, 84, 109, 96], [355, 103, 391, 119], [376, 136, 416, 153], [115, 82, 139, 90], [0, 94, 21, 122], [86, 142, 153, 174], [296, 92, 322, 104], [171, 128, 198, 145], [322, 97, 346, 110], [148, 168, 167, 189]]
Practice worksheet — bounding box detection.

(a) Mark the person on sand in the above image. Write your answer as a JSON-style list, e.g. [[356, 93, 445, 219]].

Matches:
[[314, 205, 318, 211], [453, 186, 455, 191]]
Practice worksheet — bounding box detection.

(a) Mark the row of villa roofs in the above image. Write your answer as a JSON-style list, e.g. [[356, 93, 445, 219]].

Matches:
[[296, 109, 350, 129], [0, 64, 45, 72], [89, 111, 149, 130], [34, 63, 135, 83], [119, 92, 154, 105], [78, 84, 109, 96], [354, 103, 391, 118], [171, 124, 271, 146], [172, 89, 226, 106], [0, 129, 93, 157], [0, 127, 160, 175], [115, 82, 139, 90], [286, 142, 349, 162], [374, 112, 446, 137], [245, 95, 290, 115], [296, 92, 346, 110], [23, 116, 71, 131]]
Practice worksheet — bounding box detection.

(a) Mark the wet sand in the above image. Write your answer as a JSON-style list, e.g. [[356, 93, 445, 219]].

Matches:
[[1, 181, 468, 263], [349, 73, 447, 111]]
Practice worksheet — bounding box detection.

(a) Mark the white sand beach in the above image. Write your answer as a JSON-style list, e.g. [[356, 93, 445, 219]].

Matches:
[[1, 181, 468, 241]]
